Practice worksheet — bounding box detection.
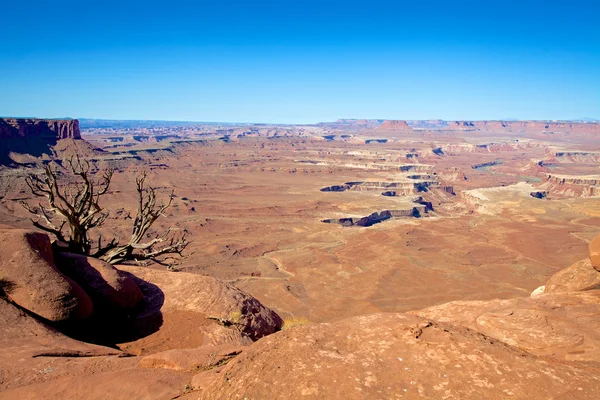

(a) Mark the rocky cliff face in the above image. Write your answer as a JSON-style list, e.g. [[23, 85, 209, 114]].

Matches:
[[0, 118, 80, 140], [377, 120, 413, 130], [0, 118, 81, 164], [537, 174, 600, 198]]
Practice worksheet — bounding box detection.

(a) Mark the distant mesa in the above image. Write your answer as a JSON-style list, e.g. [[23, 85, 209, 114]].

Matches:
[[321, 207, 428, 227], [376, 120, 413, 131], [0, 118, 80, 140], [0, 118, 82, 165], [445, 120, 600, 134]]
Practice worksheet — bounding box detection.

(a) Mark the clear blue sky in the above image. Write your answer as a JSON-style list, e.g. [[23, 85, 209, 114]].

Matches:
[[1, 0, 599, 123]]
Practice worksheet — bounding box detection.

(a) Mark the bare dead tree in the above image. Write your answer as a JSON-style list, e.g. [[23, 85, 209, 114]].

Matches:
[[22, 156, 113, 254], [22, 158, 187, 266], [95, 171, 188, 265]]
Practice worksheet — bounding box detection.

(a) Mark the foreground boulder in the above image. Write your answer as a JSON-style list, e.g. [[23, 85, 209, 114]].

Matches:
[[0, 229, 92, 322], [544, 258, 600, 293], [55, 253, 143, 310], [195, 313, 600, 399], [118, 266, 283, 343], [589, 234, 600, 271]]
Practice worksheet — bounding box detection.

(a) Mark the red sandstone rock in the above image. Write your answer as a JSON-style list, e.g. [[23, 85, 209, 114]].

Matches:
[[589, 234, 600, 271], [140, 344, 243, 371], [0, 367, 191, 400], [118, 266, 283, 341], [377, 120, 413, 130], [0, 118, 80, 140], [0, 118, 83, 164], [0, 229, 93, 322], [55, 253, 143, 310], [197, 313, 600, 399], [412, 290, 600, 363], [545, 258, 600, 292]]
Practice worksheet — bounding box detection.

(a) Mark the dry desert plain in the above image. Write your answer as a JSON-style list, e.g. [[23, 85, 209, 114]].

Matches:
[[1, 118, 600, 398]]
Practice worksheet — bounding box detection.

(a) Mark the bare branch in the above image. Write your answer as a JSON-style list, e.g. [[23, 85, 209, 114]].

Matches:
[[21, 158, 114, 254]]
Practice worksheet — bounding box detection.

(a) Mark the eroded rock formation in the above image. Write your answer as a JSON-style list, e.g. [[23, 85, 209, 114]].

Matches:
[[376, 120, 413, 131], [0, 118, 81, 140], [538, 174, 600, 198], [0, 118, 82, 164]]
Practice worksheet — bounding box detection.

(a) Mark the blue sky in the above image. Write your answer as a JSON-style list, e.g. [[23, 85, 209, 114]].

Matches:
[[1, 0, 599, 123]]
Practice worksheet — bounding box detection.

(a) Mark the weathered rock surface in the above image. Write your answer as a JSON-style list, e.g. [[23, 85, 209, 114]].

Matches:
[[0, 229, 93, 322], [545, 258, 600, 293], [0, 118, 80, 140], [0, 298, 122, 392], [196, 313, 600, 399], [55, 253, 143, 310], [412, 291, 600, 363], [376, 120, 413, 131], [0, 118, 82, 164], [0, 298, 119, 360], [0, 366, 191, 400], [140, 344, 243, 371], [589, 234, 600, 271], [119, 266, 283, 341]]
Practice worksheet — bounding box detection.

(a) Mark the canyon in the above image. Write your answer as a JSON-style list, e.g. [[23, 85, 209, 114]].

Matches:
[[1, 117, 600, 399]]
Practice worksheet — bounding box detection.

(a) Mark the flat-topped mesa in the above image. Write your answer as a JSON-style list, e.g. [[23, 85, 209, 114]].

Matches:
[[0, 118, 81, 140], [442, 142, 524, 155], [508, 121, 600, 134], [0, 118, 84, 164], [546, 174, 600, 186], [376, 120, 413, 131], [537, 174, 600, 197], [445, 120, 600, 134], [320, 180, 441, 195], [322, 206, 429, 227]]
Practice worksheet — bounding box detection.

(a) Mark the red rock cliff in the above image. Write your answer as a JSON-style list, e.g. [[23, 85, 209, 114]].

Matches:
[[0, 118, 81, 140], [377, 120, 413, 130]]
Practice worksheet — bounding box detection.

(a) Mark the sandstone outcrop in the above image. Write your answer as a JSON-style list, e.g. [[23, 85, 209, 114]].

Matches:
[[196, 313, 600, 399], [322, 207, 427, 227], [443, 142, 525, 155], [0, 226, 286, 399], [0, 229, 93, 322], [538, 174, 600, 198], [413, 291, 600, 363], [376, 120, 413, 131], [0, 118, 81, 140], [544, 258, 600, 293], [0, 118, 82, 164], [320, 180, 443, 195], [55, 253, 143, 310], [118, 266, 283, 341], [590, 235, 600, 271], [140, 344, 243, 371]]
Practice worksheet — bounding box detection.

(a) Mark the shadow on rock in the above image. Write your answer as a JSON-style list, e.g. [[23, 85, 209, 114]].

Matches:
[[58, 272, 165, 350], [0, 278, 16, 300]]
